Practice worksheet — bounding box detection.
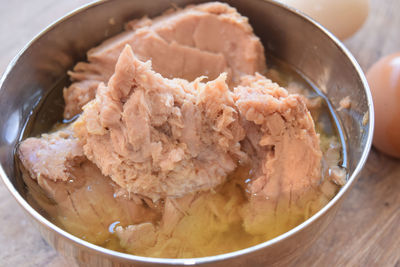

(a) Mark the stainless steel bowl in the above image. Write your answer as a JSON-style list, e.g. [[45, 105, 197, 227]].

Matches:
[[0, 0, 373, 266]]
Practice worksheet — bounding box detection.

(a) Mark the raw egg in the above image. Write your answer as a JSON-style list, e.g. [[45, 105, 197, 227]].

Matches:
[[366, 53, 400, 158], [276, 0, 369, 40]]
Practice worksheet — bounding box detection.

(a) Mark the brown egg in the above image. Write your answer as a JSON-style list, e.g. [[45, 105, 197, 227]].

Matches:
[[366, 53, 400, 158], [277, 0, 369, 40]]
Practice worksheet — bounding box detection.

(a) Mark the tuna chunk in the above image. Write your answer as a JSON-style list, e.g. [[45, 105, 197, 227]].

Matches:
[[115, 195, 196, 256], [63, 2, 266, 118], [74, 45, 246, 201], [18, 127, 85, 182], [234, 74, 322, 198], [17, 129, 159, 245]]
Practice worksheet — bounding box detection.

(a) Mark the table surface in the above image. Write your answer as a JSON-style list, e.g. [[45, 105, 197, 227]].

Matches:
[[0, 0, 399, 266]]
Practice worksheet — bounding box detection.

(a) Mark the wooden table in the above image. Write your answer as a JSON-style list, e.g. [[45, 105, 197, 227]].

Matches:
[[0, 0, 399, 266]]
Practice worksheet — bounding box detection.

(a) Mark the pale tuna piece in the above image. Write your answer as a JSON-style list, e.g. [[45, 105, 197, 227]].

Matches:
[[74, 45, 245, 201], [18, 128, 159, 245], [63, 2, 266, 118], [18, 128, 85, 182], [234, 74, 322, 199], [115, 195, 196, 255]]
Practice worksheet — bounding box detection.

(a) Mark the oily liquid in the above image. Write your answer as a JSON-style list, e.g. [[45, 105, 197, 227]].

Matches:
[[16, 58, 347, 258]]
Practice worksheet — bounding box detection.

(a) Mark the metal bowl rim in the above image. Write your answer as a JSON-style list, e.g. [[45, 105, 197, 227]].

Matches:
[[0, 0, 374, 265]]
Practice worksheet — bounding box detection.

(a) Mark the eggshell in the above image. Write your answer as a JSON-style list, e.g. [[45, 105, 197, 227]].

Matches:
[[366, 53, 400, 158], [277, 0, 369, 40]]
